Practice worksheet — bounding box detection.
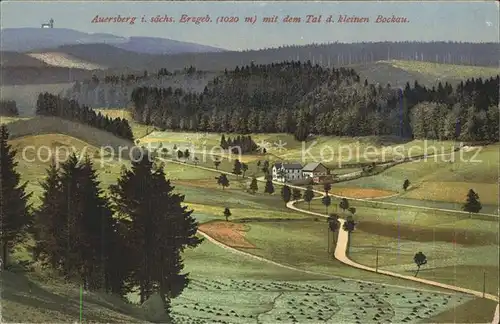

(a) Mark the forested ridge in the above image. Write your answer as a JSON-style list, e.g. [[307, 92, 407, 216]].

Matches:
[[36, 92, 134, 141], [0, 100, 19, 116], [127, 61, 498, 142]]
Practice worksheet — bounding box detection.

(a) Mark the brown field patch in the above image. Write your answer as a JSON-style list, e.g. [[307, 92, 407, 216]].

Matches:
[[329, 187, 397, 198], [357, 221, 498, 246], [199, 221, 255, 248]]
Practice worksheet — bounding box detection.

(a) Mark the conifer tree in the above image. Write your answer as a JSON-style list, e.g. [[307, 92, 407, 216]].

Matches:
[[462, 189, 482, 217], [33, 160, 63, 268], [281, 185, 291, 203], [264, 178, 274, 194], [110, 154, 202, 313], [249, 177, 258, 194], [0, 125, 32, 269]]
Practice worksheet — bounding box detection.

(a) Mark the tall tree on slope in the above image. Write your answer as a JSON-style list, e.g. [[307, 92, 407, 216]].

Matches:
[[0, 125, 32, 269], [110, 155, 202, 316]]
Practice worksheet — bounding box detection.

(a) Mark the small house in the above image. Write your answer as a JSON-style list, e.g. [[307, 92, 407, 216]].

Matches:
[[302, 162, 329, 179], [272, 162, 303, 182]]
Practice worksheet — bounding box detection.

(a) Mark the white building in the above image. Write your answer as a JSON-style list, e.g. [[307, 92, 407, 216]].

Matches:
[[272, 162, 303, 182], [41, 19, 54, 28]]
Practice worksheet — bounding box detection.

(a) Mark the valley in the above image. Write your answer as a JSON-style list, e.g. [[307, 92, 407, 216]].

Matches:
[[1, 9, 499, 323]]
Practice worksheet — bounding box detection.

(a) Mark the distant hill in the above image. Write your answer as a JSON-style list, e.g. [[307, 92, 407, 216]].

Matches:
[[31, 44, 161, 70], [113, 36, 225, 54], [0, 28, 127, 52], [0, 28, 226, 54], [0, 51, 49, 68]]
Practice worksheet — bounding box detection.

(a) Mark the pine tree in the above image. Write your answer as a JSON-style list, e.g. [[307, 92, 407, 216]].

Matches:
[[462, 189, 482, 217], [264, 179, 274, 194], [292, 188, 302, 200], [0, 125, 32, 269], [249, 177, 258, 194], [241, 163, 248, 177], [303, 186, 315, 210], [33, 160, 63, 268], [322, 195, 331, 214], [110, 154, 202, 312], [339, 198, 349, 212], [223, 207, 231, 221], [403, 179, 410, 191], [78, 156, 115, 290], [232, 159, 242, 178], [281, 185, 291, 203], [216, 174, 230, 190]]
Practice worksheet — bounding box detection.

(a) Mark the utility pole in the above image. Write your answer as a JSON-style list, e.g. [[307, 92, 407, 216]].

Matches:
[[376, 250, 379, 273], [327, 228, 330, 253], [483, 272, 486, 298]]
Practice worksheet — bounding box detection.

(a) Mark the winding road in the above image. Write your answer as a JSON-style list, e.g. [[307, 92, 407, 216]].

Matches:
[[158, 155, 499, 322]]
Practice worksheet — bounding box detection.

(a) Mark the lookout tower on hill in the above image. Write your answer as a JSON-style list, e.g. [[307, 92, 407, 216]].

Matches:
[[41, 19, 54, 28]]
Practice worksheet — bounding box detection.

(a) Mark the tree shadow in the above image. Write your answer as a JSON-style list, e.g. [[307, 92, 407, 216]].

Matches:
[[1, 270, 145, 323]]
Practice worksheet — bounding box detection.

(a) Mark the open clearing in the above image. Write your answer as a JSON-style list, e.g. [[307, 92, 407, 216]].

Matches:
[[199, 221, 255, 249], [27, 52, 106, 70], [385, 60, 500, 80]]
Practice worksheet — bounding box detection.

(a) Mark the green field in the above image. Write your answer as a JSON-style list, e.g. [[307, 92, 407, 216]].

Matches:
[[5, 123, 498, 323], [386, 60, 500, 80], [294, 199, 499, 295], [330, 145, 499, 205]]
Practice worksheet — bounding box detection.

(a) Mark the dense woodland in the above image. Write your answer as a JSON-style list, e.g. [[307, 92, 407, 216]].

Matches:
[[62, 68, 213, 108], [220, 135, 259, 154], [0, 125, 201, 316], [127, 61, 498, 142], [0, 100, 19, 116], [36, 93, 134, 141]]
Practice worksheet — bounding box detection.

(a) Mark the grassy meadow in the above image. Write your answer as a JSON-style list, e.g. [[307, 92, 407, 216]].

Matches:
[[385, 60, 500, 80], [294, 199, 499, 296], [3, 106, 498, 323], [330, 145, 499, 206]]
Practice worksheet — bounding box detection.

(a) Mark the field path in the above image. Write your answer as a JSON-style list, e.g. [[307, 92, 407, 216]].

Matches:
[[163, 157, 498, 217], [161, 157, 499, 321], [287, 198, 499, 301], [196, 230, 457, 296]]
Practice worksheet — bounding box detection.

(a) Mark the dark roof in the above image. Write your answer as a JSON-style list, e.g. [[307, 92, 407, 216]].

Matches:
[[274, 162, 303, 169], [302, 162, 327, 171]]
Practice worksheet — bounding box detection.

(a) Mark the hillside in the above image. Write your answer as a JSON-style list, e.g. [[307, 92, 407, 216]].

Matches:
[[0, 51, 49, 68], [0, 28, 127, 52], [351, 60, 500, 88], [27, 52, 107, 70], [113, 36, 225, 54], [0, 271, 148, 323], [5, 116, 135, 157], [29, 44, 162, 70]]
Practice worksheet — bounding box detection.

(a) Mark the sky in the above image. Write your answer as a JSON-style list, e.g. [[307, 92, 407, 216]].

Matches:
[[1, 1, 499, 50]]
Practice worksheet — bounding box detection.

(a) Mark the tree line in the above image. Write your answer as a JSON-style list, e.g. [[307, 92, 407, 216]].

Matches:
[[0, 100, 19, 116], [0, 125, 200, 318], [127, 61, 498, 142], [220, 135, 258, 154], [36, 92, 134, 141]]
